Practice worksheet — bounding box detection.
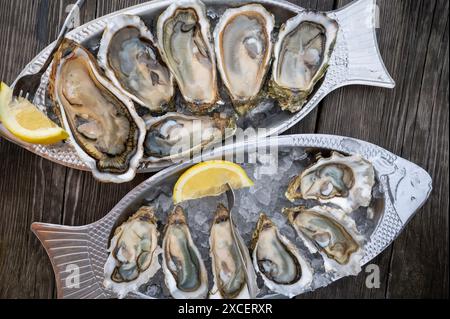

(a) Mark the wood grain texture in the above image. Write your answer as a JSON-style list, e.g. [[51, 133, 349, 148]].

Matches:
[[0, 0, 447, 299]]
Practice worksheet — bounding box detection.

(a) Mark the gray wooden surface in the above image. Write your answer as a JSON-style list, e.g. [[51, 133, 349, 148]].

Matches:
[[0, 0, 448, 299]]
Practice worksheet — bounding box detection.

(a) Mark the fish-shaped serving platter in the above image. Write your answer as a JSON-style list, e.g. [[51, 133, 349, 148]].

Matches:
[[32, 135, 431, 299], [1, 0, 395, 174]]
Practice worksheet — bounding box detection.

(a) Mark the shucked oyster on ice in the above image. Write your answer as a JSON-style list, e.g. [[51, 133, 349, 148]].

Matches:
[[49, 39, 146, 183], [157, 0, 219, 113], [144, 113, 237, 163], [284, 205, 364, 276], [269, 11, 339, 113], [210, 204, 259, 299], [251, 214, 313, 298], [214, 4, 274, 115], [98, 14, 175, 113], [286, 152, 375, 213], [162, 206, 208, 299], [104, 206, 162, 298]]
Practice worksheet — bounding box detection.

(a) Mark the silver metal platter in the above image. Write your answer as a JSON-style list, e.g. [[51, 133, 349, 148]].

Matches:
[[32, 134, 431, 299], [1, 0, 395, 173]]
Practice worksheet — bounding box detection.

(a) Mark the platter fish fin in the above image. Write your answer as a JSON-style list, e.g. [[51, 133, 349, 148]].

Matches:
[[31, 223, 106, 299], [332, 0, 395, 88]]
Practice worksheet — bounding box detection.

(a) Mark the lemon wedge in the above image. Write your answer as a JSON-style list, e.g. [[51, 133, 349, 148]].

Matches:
[[173, 160, 254, 204], [0, 82, 68, 144]]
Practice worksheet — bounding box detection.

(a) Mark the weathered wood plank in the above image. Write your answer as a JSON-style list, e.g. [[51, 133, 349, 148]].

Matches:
[[311, 0, 449, 299], [54, 1, 152, 231]]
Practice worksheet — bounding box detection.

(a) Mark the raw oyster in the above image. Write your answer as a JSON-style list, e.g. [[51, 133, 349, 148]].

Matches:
[[284, 205, 363, 276], [104, 206, 162, 298], [209, 204, 259, 299], [269, 11, 339, 113], [286, 152, 375, 213], [157, 0, 219, 113], [251, 214, 313, 298], [162, 206, 208, 299], [214, 4, 274, 115], [98, 14, 175, 113], [144, 113, 236, 163], [49, 39, 146, 183]]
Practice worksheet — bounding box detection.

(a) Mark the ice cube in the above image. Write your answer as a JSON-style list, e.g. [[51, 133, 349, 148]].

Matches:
[[290, 148, 308, 161], [280, 155, 294, 173]]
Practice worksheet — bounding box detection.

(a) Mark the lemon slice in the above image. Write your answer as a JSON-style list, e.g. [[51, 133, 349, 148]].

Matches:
[[0, 82, 68, 144], [173, 160, 254, 204]]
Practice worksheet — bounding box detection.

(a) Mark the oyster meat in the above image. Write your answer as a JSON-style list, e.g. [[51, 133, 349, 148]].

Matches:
[[286, 152, 375, 213], [49, 39, 146, 183], [162, 206, 208, 299], [104, 206, 162, 298], [210, 204, 259, 299], [157, 0, 219, 113], [214, 4, 274, 115], [284, 205, 363, 275], [251, 214, 313, 298], [98, 14, 175, 113], [269, 11, 339, 113], [144, 113, 236, 163]]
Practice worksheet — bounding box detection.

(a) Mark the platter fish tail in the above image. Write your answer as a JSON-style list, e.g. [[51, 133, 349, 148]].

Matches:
[[331, 0, 395, 89]]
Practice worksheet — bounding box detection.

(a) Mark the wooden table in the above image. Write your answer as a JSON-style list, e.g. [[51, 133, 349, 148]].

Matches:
[[0, 0, 448, 299]]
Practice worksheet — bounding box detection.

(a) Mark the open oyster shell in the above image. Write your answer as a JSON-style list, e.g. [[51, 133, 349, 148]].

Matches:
[[49, 39, 146, 183], [162, 206, 209, 299], [251, 214, 313, 298], [269, 11, 339, 113], [104, 206, 162, 298], [144, 112, 237, 163], [214, 4, 274, 115], [284, 205, 364, 276], [209, 204, 259, 299], [98, 14, 175, 113], [285, 152, 375, 213], [157, 0, 219, 113]]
